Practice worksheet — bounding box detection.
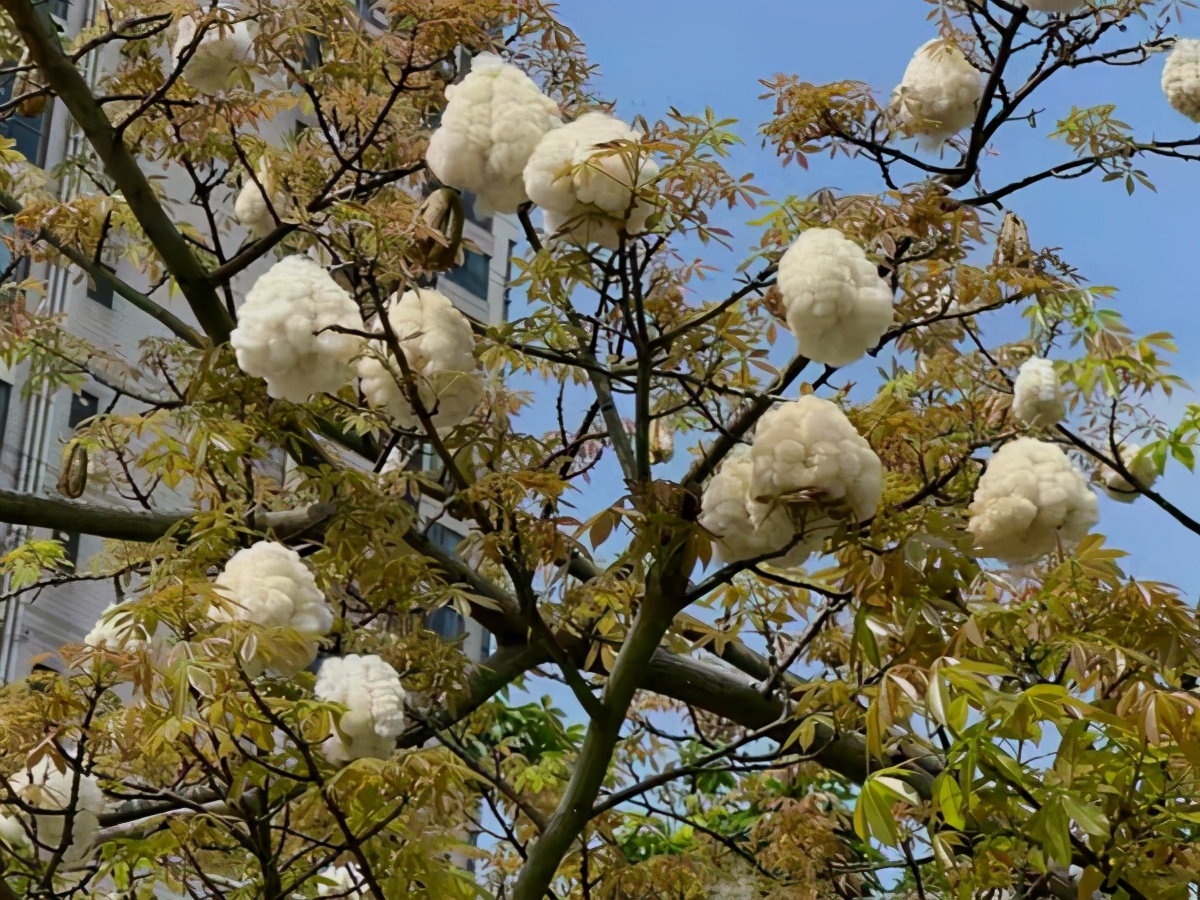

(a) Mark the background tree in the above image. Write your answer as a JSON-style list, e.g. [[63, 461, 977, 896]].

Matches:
[[1, 0, 1199, 898]]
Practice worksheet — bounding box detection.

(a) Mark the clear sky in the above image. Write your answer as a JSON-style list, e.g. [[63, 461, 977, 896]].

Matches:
[[488, 0, 1200, 857], [507, 0, 1200, 591]]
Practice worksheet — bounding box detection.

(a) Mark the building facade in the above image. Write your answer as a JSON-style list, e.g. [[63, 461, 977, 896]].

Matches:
[[0, 7, 515, 680]]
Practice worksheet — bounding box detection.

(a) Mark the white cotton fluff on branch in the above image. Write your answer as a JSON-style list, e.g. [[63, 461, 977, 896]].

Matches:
[[357, 288, 482, 431], [891, 39, 983, 148], [211, 541, 334, 675], [84, 603, 166, 656], [0, 815, 26, 848], [171, 14, 255, 95], [1022, 0, 1087, 12], [314, 654, 407, 763], [698, 447, 817, 567], [1011, 357, 1065, 429], [317, 864, 366, 898], [1100, 444, 1159, 503], [749, 395, 885, 527], [425, 52, 563, 215], [2, 757, 105, 864], [523, 111, 659, 248], [233, 161, 279, 240], [967, 438, 1098, 563], [230, 256, 365, 403], [1162, 39, 1200, 122], [775, 227, 894, 367]]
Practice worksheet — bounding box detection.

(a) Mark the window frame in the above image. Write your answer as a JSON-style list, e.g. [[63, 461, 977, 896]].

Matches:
[[0, 380, 10, 457], [68, 390, 99, 430], [440, 247, 492, 299], [86, 266, 115, 308]]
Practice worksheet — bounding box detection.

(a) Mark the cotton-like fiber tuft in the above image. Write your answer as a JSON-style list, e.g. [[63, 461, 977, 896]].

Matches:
[[967, 437, 1098, 563], [776, 227, 894, 367], [524, 111, 659, 248], [230, 256, 365, 403], [891, 39, 983, 147], [426, 53, 563, 214]]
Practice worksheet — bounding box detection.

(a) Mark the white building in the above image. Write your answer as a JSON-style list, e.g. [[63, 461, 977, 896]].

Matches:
[[0, 7, 517, 681]]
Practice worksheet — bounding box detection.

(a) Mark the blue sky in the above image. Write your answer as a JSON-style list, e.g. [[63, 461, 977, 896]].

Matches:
[[486, 0, 1200, 858], [507, 0, 1200, 589]]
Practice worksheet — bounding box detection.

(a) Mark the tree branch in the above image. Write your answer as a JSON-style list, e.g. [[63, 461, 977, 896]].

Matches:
[[1, 0, 234, 342], [0, 489, 335, 544], [0, 190, 205, 348]]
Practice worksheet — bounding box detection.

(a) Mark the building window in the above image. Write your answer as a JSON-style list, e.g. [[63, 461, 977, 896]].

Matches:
[[441, 248, 491, 299], [461, 192, 492, 228], [48, 0, 69, 21], [356, 0, 385, 28], [426, 606, 464, 640], [502, 239, 516, 321], [0, 381, 9, 456], [86, 267, 114, 308], [427, 522, 461, 558], [68, 391, 99, 429], [52, 529, 80, 568], [0, 67, 49, 166]]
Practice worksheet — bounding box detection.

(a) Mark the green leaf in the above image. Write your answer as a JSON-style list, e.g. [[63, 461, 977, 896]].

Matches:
[[1170, 441, 1195, 472], [1063, 795, 1108, 838], [1078, 866, 1106, 900], [1032, 799, 1074, 867], [934, 772, 965, 829], [853, 778, 901, 848]]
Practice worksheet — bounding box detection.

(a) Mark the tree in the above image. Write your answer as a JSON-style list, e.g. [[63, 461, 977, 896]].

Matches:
[[1, 0, 1199, 897]]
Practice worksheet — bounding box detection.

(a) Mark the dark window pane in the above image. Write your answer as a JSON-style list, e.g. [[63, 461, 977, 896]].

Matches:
[[48, 0, 69, 20], [502, 239, 515, 320], [68, 391, 99, 429], [357, 0, 385, 28], [0, 223, 29, 291], [0, 381, 9, 456], [301, 34, 321, 71], [0, 68, 48, 165], [461, 192, 492, 228], [52, 529, 80, 567], [426, 522, 461, 558], [86, 268, 114, 308], [426, 606, 464, 640], [441, 248, 491, 299]]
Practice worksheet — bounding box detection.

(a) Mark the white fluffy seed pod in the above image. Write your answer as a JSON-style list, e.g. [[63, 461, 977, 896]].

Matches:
[[749, 396, 885, 525], [3, 757, 105, 864], [0, 815, 26, 848], [698, 448, 817, 567], [83, 603, 166, 656], [314, 654, 407, 763], [524, 111, 659, 248], [967, 438, 1098, 563], [891, 39, 983, 147], [317, 864, 366, 898], [1099, 444, 1159, 503], [1162, 39, 1200, 122], [233, 160, 280, 240], [211, 541, 334, 675], [776, 228, 894, 367], [1011, 357, 1065, 429], [171, 14, 255, 95], [1023, 0, 1087, 12], [426, 53, 563, 215], [357, 288, 482, 431], [230, 256, 365, 403]]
